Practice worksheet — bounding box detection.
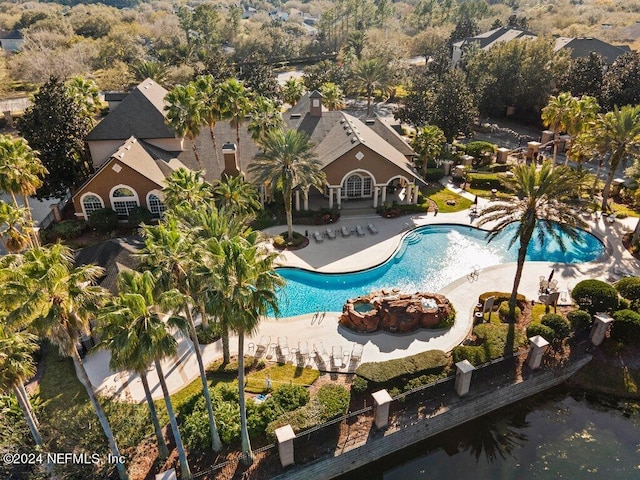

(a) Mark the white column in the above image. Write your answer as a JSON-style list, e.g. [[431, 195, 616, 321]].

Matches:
[[413, 184, 420, 204], [381, 186, 387, 203], [405, 186, 412, 204], [295, 190, 300, 211], [527, 335, 549, 370], [303, 188, 309, 210], [373, 186, 379, 208], [329, 187, 334, 208], [275, 425, 296, 467], [336, 187, 341, 208], [590, 313, 614, 346], [372, 389, 393, 429], [455, 360, 475, 397]]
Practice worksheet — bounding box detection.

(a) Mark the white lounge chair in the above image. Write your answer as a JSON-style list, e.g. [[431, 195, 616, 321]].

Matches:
[[367, 223, 378, 234], [341, 225, 351, 237], [256, 336, 270, 354], [278, 336, 290, 359], [325, 227, 336, 239], [332, 346, 343, 368], [298, 341, 309, 361], [356, 225, 365, 237], [314, 342, 330, 365], [351, 343, 363, 363], [313, 231, 324, 243]]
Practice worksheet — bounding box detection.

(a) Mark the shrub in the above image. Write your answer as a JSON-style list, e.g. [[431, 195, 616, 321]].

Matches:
[[269, 384, 310, 412], [88, 208, 118, 233], [47, 220, 87, 240], [571, 280, 619, 314], [567, 310, 592, 332], [479, 292, 526, 308], [526, 323, 555, 342], [541, 313, 571, 341], [498, 301, 521, 322], [466, 141, 496, 166], [611, 309, 640, 344], [273, 231, 306, 249], [351, 376, 369, 394], [127, 206, 153, 227], [425, 167, 445, 181], [355, 350, 448, 384], [615, 277, 640, 306], [316, 384, 350, 418], [196, 324, 220, 344], [469, 173, 504, 190], [452, 323, 525, 366]]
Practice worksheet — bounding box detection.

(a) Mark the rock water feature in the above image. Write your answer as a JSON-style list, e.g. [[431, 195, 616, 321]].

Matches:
[[340, 290, 455, 333]]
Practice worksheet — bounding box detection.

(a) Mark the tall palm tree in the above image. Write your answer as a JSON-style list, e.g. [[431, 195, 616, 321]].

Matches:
[[247, 96, 283, 144], [218, 78, 252, 155], [348, 57, 392, 116], [212, 175, 261, 219], [249, 129, 326, 241], [194, 75, 223, 167], [319, 82, 346, 111], [98, 270, 181, 462], [165, 84, 204, 170], [66, 76, 103, 122], [140, 218, 222, 452], [0, 328, 43, 447], [0, 200, 31, 253], [476, 162, 585, 315], [162, 168, 214, 210], [573, 104, 640, 211], [411, 125, 446, 176], [541, 92, 575, 167], [4, 244, 130, 480], [564, 95, 600, 166], [203, 229, 284, 465], [131, 61, 170, 84], [281, 77, 305, 106]]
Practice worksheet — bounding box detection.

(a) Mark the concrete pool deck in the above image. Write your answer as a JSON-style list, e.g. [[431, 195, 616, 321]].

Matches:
[[84, 186, 640, 402]]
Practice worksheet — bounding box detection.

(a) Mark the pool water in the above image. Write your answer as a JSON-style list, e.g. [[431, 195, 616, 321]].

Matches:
[[274, 224, 604, 318]]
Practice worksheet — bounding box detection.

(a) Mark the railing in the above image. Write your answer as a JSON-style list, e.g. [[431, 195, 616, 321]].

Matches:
[[37, 190, 72, 229]]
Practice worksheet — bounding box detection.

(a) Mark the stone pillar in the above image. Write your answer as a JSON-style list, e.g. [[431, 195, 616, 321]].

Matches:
[[51, 203, 63, 222], [413, 184, 420, 204], [303, 188, 309, 210], [336, 187, 341, 208], [329, 187, 334, 208], [372, 389, 393, 429], [455, 360, 475, 397], [404, 186, 412, 204], [527, 335, 550, 370], [275, 424, 296, 467], [295, 190, 300, 211], [373, 186, 379, 208], [381, 186, 387, 203], [590, 313, 614, 346]]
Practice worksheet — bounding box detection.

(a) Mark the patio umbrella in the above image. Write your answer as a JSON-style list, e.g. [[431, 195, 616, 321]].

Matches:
[[548, 269, 555, 282], [474, 195, 478, 206]]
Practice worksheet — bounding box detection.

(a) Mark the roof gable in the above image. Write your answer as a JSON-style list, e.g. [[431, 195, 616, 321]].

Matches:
[[554, 37, 630, 65], [86, 78, 175, 141]]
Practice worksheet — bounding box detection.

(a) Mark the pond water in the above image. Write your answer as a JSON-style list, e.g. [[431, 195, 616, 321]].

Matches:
[[338, 388, 640, 480]]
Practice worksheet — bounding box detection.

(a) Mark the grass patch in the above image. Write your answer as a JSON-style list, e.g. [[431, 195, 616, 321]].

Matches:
[[423, 185, 473, 212], [466, 186, 513, 201], [245, 364, 320, 394], [356, 350, 448, 384], [452, 323, 526, 366], [610, 201, 640, 218], [530, 303, 548, 325]]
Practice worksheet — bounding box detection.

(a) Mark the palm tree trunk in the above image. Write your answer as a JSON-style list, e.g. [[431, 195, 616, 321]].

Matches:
[[221, 323, 230, 364], [155, 360, 191, 479], [366, 89, 372, 117], [14, 385, 43, 446], [184, 305, 222, 451], [199, 304, 209, 329], [16, 383, 38, 426], [601, 151, 622, 212], [238, 331, 254, 465], [71, 349, 129, 480], [9, 190, 20, 209], [552, 132, 558, 168], [285, 188, 293, 241], [591, 156, 602, 199], [191, 140, 203, 171], [509, 241, 529, 315], [140, 372, 169, 460], [208, 124, 221, 167]]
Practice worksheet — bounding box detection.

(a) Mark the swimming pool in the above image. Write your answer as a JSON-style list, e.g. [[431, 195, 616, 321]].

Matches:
[[273, 224, 604, 318]]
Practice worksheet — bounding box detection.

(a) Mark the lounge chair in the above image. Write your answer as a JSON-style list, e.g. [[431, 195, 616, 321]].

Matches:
[[332, 346, 343, 368], [367, 223, 378, 234], [256, 336, 271, 354], [313, 231, 324, 243], [298, 341, 309, 361], [314, 342, 330, 365], [325, 227, 336, 239], [277, 336, 289, 359], [351, 343, 363, 363], [549, 279, 559, 291], [341, 225, 351, 237], [356, 225, 365, 237]]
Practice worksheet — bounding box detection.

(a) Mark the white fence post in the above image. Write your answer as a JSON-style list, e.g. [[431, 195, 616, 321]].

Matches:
[[275, 424, 296, 467], [372, 389, 393, 429], [527, 335, 550, 370], [590, 313, 614, 346], [455, 360, 475, 397]]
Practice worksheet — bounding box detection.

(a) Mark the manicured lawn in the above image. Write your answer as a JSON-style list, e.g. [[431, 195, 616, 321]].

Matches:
[[423, 185, 472, 212], [245, 364, 320, 393], [466, 186, 513, 201]]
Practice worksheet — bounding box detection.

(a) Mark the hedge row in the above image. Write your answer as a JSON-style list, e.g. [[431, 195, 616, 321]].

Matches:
[[452, 323, 525, 366], [355, 350, 448, 384], [469, 173, 504, 190]]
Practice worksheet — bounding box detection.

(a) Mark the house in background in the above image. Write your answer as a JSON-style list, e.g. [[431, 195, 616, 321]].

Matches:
[[553, 37, 630, 65], [0, 29, 23, 52], [452, 26, 537, 67], [73, 79, 422, 220]]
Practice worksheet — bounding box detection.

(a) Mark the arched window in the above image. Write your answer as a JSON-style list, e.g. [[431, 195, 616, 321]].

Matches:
[[147, 193, 166, 218], [82, 194, 103, 219], [110, 186, 139, 218], [344, 174, 372, 198]]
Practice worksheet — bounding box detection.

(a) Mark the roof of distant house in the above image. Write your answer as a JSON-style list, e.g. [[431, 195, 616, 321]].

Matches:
[[0, 29, 22, 40], [86, 78, 175, 141], [554, 37, 631, 65], [453, 26, 537, 50]]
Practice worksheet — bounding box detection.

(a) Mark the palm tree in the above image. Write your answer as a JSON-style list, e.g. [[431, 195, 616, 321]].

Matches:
[[140, 218, 223, 452], [573, 104, 640, 211], [202, 228, 284, 465], [98, 270, 179, 462], [193, 75, 223, 167], [66, 76, 103, 122], [131, 61, 170, 84], [476, 162, 585, 315], [218, 79, 252, 156], [0, 200, 31, 253], [247, 96, 283, 144], [249, 129, 326, 241], [0, 328, 43, 447], [212, 175, 261, 219], [4, 244, 130, 480], [281, 77, 305, 106], [346, 30, 367, 59], [348, 58, 392, 116], [411, 125, 446, 176], [319, 83, 346, 111], [564, 95, 600, 166], [165, 84, 204, 170], [541, 92, 575, 167], [162, 168, 214, 210]]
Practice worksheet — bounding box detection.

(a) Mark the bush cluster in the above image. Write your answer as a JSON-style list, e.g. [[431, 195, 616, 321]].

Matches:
[[541, 313, 571, 342], [526, 323, 555, 342], [424, 167, 445, 181], [127, 206, 153, 227], [43, 220, 87, 242], [571, 280, 619, 314], [498, 301, 521, 322], [272, 231, 306, 249], [611, 309, 640, 344], [355, 350, 448, 384], [615, 277, 640, 309], [567, 310, 592, 333], [452, 323, 525, 366], [479, 292, 526, 308], [88, 208, 119, 233], [351, 376, 369, 394], [469, 173, 504, 190]]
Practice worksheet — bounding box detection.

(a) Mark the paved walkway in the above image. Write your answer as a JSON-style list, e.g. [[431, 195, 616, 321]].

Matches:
[[84, 185, 640, 402]]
